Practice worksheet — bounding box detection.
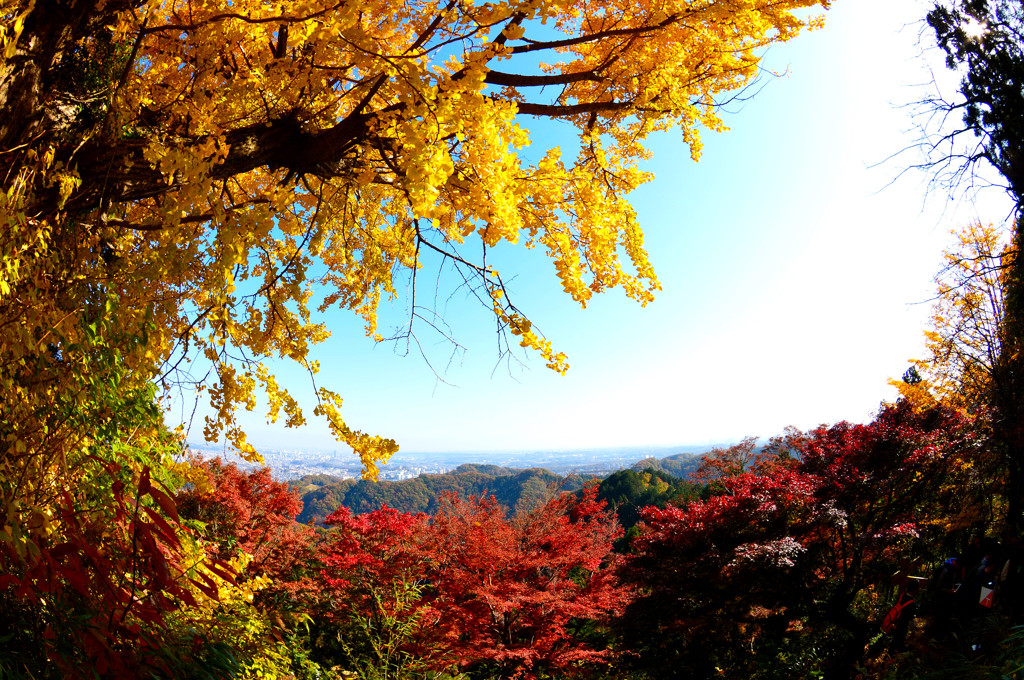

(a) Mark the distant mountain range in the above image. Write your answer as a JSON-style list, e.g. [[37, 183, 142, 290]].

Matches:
[[292, 451, 707, 523]]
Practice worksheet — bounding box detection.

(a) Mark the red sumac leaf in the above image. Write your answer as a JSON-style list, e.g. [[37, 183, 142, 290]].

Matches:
[[190, 574, 219, 600], [138, 466, 151, 495], [141, 505, 181, 549], [147, 485, 180, 522], [205, 558, 237, 584]]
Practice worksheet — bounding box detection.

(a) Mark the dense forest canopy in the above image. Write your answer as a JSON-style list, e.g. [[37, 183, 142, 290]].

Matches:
[[292, 464, 594, 521]]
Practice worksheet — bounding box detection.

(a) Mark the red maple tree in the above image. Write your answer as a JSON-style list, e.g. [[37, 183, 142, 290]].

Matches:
[[176, 458, 313, 591], [624, 400, 982, 679], [0, 462, 239, 678], [318, 503, 431, 615], [426, 488, 633, 679], [314, 504, 438, 677], [312, 488, 632, 679]]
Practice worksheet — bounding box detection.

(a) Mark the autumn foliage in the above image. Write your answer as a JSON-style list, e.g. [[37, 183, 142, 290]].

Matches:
[[0, 443, 245, 678], [177, 457, 313, 585], [0, 0, 831, 491], [9, 0, 1024, 678], [0, 397, 1010, 680], [622, 401, 985, 679], [0, 0, 843, 676], [314, 490, 630, 680]]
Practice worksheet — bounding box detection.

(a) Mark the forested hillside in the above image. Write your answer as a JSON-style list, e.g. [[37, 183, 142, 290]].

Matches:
[[630, 452, 703, 478], [292, 459, 700, 526], [292, 464, 593, 523]]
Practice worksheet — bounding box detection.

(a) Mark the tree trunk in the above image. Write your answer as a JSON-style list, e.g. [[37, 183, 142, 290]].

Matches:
[[996, 219, 1024, 534]]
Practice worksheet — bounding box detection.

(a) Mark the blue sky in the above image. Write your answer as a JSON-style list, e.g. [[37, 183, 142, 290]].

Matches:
[[177, 0, 1015, 457]]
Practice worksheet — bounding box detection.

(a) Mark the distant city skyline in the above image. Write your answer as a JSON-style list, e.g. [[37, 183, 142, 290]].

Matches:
[[187, 439, 713, 481]]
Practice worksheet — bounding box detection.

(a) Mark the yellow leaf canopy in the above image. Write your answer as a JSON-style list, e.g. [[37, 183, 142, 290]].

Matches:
[[0, 0, 829, 477]]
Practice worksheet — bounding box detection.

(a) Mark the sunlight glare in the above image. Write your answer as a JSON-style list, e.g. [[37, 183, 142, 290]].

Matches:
[[964, 16, 988, 41]]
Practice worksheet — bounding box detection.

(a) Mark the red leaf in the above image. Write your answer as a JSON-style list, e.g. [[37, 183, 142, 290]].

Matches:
[[206, 558, 237, 584], [141, 505, 181, 549], [147, 484, 180, 523], [189, 574, 220, 600], [138, 466, 151, 495]]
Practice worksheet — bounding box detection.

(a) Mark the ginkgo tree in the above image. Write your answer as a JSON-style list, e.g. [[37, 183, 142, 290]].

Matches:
[[894, 222, 1009, 410], [0, 0, 830, 492], [892, 220, 1024, 529]]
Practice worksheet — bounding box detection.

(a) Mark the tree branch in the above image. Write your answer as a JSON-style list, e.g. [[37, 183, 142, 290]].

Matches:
[[506, 99, 632, 116], [484, 70, 605, 87]]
